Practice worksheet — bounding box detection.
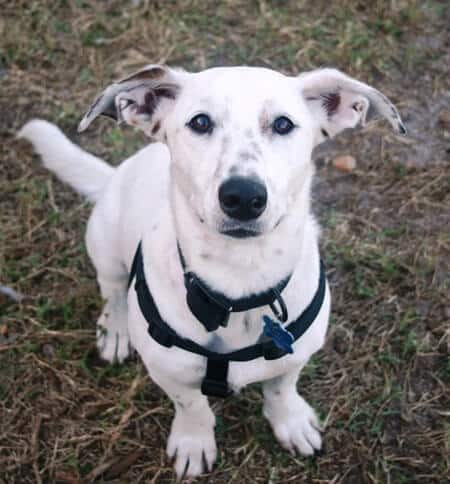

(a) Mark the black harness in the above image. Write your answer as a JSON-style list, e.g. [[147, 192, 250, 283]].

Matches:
[[178, 246, 292, 331], [128, 242, 327, 398]]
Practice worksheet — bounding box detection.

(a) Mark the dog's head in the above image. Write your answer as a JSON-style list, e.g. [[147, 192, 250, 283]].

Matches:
[[79, 65, 405, 239]]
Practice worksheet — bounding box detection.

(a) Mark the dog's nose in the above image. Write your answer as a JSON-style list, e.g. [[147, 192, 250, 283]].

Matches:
[[218, 177, 267, 221]]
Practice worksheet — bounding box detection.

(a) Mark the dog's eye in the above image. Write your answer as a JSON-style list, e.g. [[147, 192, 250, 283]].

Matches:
[[272, 116, 295, 135], [188, 114, 214, 134]]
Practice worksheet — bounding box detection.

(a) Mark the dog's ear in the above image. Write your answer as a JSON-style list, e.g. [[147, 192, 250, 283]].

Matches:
[[78, 64, 182, 139], [298, 68, 406, 145]]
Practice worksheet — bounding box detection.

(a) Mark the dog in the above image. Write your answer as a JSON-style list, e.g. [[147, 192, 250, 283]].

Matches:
[[19, 64, 405, 480]]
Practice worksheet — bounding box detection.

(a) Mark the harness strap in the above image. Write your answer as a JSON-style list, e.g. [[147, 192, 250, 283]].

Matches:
[[128, 243, 327, 397], [178, 245, 292, 330], [201, 359, 231, 398]]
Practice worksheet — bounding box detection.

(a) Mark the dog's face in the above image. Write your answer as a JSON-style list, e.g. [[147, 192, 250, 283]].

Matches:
[[79, 65, 405, 238], [164, 67, 317, 238]]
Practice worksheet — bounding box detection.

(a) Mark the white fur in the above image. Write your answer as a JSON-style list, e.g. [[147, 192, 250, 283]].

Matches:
[[18, 120, 114, 202], [19, 65, 404, 480]]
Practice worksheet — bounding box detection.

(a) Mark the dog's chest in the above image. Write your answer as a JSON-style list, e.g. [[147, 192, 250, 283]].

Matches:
[[204, 310, 265, 353]]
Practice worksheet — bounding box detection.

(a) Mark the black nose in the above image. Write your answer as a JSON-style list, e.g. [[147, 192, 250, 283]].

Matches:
[[218, 177, 267, 221]]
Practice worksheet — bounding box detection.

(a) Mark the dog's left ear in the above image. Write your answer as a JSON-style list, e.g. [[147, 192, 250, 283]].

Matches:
[[298, 68, 406, 145], [78, 64, 183, 139]]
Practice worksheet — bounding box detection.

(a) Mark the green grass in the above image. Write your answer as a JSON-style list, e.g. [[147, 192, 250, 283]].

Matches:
[[1, 0, 449, 482]]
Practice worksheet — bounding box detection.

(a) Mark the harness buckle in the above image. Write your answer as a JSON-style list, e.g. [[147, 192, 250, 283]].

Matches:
[[262, 342, 287, 360], [185, 273, 231, 331]]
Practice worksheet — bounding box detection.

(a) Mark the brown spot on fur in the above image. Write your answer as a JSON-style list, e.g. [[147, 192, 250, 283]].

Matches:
[[259, 108, 271, 134], [151, 120, 161, 136], [259, 100, 280, 136]]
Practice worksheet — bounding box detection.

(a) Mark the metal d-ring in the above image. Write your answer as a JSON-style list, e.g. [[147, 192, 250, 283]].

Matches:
[[269, 288, 288, 323]]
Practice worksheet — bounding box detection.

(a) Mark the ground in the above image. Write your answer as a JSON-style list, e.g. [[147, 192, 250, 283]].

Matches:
[[0, 1, 449, 483]]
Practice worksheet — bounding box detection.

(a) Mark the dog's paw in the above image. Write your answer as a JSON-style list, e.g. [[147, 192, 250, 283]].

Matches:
[[264, 395, 322, 456], [167, 418, 217, 480], [96, 319, 131, 363]]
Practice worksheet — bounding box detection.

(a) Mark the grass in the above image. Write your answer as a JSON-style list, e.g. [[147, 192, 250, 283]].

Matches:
[[1, 0, 449, 482]]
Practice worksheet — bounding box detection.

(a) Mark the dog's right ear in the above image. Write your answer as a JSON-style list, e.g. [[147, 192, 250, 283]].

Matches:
[[78, 64, 183, 139]]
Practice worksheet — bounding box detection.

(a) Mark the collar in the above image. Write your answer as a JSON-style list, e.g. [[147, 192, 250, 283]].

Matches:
[[178, 245, 292, 331], [128, 242, 327, 398]]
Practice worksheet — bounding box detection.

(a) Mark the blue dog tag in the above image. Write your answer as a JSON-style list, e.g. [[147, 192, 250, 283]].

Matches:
[[263, 315, 294, 354]]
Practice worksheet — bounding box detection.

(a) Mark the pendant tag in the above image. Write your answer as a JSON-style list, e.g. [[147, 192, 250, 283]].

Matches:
[[263, 315, 294, 354]]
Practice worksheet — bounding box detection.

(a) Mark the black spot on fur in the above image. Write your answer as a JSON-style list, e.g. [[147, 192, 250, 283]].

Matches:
[[154, 84, 178, 100], [136, 85, 178, 116], [136, 91, 158, 116], [321, 92, 340, 117], [321, 128, 330, 139], [239, 151, 257, 162], [94, 93, 121, 121], [398, 123, 407, 135]]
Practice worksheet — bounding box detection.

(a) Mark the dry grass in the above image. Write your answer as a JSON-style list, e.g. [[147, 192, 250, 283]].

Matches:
[[1, 1, 449, 482]]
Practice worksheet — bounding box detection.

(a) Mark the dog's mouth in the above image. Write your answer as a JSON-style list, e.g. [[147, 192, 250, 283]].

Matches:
[[217, 216, 285, 239], [220, 227, 262, 238], [218, 219, 265, 239]]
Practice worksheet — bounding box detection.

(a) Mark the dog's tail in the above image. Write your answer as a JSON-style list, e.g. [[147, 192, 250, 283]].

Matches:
[[18, 119, 115, 202]]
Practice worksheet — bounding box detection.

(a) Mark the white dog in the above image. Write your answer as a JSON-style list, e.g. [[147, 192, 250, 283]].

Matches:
[[19, 65, 405, 480]]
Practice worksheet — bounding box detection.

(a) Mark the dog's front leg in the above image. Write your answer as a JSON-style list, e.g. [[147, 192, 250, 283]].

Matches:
[[263, 368, 322, 456], [95, 277, 131, 363], [152, 371, 217, 479]]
